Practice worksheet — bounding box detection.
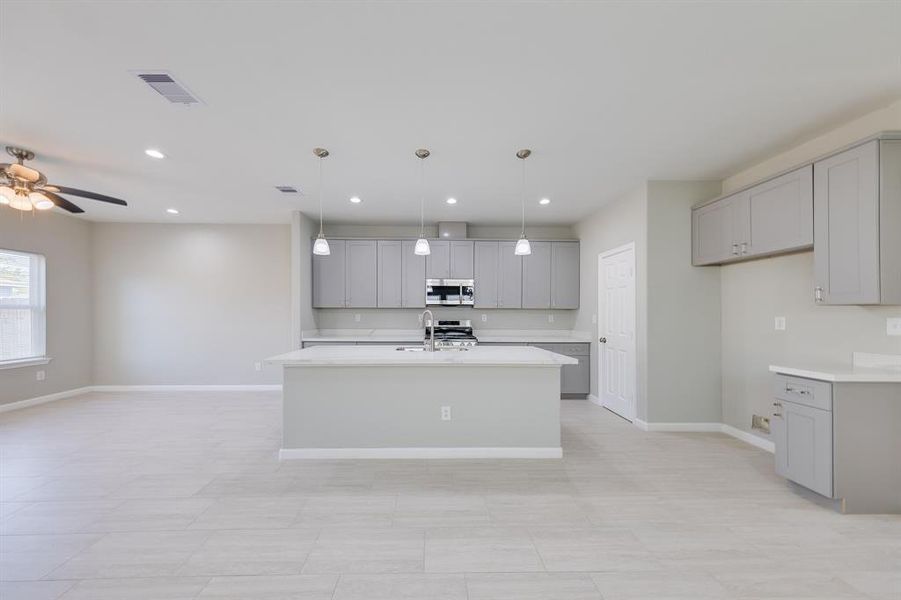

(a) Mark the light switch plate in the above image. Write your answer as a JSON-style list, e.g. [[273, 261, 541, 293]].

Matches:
[[354, 313, 361, 323], [254, 362, 262, 372], [36, 370, 46, 381], [887, 317, 901, 336], [548, 314, 555, 323], [481, 314, 487, 322], [774, 316, 786, 331]]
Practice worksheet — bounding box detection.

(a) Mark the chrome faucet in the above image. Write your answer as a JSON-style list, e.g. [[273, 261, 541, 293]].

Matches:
[[421, 309, 435, 352]]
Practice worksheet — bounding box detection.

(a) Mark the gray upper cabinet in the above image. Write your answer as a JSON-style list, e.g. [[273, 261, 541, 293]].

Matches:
[[450, 241, 474, 279], [522, 241, 552, 309], [692, 165, 813, 265], [551, 242, 580, 309], [345, 240, 378, 308], [377, 240, 403, 308], [312, 239, 346, 308], [814, 140, 901, 305], [401, 240, 426, 307], [498, 241, 523, 309], [474, 241, 499, 308], [426, 241, 450, 279]]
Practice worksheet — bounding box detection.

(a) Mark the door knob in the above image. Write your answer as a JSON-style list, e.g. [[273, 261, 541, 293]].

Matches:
[[599, 337, 607, 343]]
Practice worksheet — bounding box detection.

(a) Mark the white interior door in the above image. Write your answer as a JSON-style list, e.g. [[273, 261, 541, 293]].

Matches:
[[598, 243, 636, 421]]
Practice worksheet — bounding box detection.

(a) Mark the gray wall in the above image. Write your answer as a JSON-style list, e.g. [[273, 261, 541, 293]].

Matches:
[[292, 212, 318, 347], [91, 223, 292, 385], [573, 185, 649, 418], [645, 181, 722, 423], [718, 100, 901, 441], [0, 212, 93, 406]]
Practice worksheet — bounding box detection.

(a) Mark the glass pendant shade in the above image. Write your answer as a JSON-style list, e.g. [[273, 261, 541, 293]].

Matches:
[[0, 185, 15, 205], [29, 192, 54, 210], [514, 235, 532, 256], [9, 193, 32, 211], [312, 235, 331, 256], [414, 237, 431, 256]]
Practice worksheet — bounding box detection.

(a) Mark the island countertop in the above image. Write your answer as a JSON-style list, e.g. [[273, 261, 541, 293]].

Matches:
[[267, 345, 579, 367]]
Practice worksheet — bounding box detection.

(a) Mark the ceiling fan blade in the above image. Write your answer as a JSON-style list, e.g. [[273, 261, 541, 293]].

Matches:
[[42, 190, 85, 213], [51, 185, 127, 206]]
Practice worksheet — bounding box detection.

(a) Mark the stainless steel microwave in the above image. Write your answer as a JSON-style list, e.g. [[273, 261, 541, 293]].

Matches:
[[426, 279, 474, 306]]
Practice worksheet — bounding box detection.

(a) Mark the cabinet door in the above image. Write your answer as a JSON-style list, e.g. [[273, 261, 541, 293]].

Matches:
[[345, 240, 377, 308], [312, 239, 346, 308], [401, 240, 426, 308], [474, 241, 499, 308], [746, 165, 813, 256], [561, 356, 590, 395], [377, 240, 403, 308], [814, 140, 880, 304], [450, 241, 474, 279], [551, 242, 580, 309], [522, 241, 552, 309], [774, 399, 833, 498], [498, 241, 522, 309], [426, 241, 450, 279], [692, 200, 733, 265]]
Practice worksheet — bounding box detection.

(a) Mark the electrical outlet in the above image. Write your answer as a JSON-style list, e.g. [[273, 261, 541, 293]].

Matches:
[[441, 406, 451, 421], [751, 414, 770, 434], [887, 317, 901, 336], [354, 313, 361, 323], [481, 314, 487, 322], [548, 314, 555, 323], [774, 316, 786, 331], [254, 362, 262, 372], [36, 370, 46, 381]]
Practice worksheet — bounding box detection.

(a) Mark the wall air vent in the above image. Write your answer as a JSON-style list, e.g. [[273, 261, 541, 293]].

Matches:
[[275, 186, 299, 193], [134, 71, 201, 105]]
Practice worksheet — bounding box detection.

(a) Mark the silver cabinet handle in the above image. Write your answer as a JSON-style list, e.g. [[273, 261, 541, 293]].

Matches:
[[815, 286, 823, 303], [785, 386, 795, 393], [773, 413, 783, 418], [773, 402, 782, 407], [732, 243, 739, 255]]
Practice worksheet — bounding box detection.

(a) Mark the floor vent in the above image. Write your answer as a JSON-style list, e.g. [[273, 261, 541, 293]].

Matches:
[[134, 71, 201, 105]]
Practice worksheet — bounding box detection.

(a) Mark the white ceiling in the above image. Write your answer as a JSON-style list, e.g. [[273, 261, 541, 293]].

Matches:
[[1, 1, 899, 225]]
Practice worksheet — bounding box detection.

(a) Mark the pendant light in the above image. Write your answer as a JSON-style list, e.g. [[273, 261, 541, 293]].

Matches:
[[514, 149, 532, 256], [414, 148, 431, 256], [312, 147, 330, 256]]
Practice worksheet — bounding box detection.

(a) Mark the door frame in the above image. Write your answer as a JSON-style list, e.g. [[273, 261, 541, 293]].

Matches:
[[597, 242, 637, 422]]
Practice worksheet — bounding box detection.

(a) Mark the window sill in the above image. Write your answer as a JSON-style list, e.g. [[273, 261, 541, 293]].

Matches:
[[0, 357, 53, 370]]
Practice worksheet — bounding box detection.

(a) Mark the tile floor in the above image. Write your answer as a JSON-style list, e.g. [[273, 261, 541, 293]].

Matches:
[[1, 391, 899, 599]]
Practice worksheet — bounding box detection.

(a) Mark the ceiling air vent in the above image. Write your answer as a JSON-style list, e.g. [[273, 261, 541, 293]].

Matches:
[[275, 186, 299, 194], [134, 71, 201, 105]]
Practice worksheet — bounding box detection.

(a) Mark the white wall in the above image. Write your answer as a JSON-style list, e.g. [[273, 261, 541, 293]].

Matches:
[[719, 99, 901, 440], [92, 223, 292, 385], [0, 212, 93, 405], [573, 185, 649, 417]]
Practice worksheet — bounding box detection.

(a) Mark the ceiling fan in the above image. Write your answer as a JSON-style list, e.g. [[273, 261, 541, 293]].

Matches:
[[0, 146, 128, 214]]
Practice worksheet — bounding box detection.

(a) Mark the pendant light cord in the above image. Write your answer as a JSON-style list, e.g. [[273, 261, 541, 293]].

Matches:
[[520, 157, 526, 236], [317, 156, 324, 236], [419, 157, 425, 237]]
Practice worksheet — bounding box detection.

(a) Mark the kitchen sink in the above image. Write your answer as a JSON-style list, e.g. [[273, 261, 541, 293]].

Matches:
[[395, 346, 470, 352]]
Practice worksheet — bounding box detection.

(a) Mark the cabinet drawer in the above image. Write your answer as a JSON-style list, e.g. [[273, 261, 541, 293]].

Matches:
[[773, 374, 832, 411], [531, 343, 590, 356]]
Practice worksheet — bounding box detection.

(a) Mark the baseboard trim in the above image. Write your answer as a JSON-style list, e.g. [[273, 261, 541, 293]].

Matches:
[[279, 447, 563, 460], [0, 386, 93, 413], [587, 394, 602, 407], [721, 424, 775, 453], [641, 421, 723, 432], [633, 418, 649, 431], [90, 384, 282, 392]]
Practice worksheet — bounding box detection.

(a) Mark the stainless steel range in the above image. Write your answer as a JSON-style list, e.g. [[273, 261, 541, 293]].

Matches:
[[425, 319, 478, 349]]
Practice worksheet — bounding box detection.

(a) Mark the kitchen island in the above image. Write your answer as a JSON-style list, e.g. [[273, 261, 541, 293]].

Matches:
[[266, 345, 576, 459]]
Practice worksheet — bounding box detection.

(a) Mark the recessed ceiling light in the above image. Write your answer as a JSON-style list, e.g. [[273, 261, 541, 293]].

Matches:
[[539, 198, 551, 205], [166, 208, 179, 214], [349, 196, 362, 204], [446, 197, 457, 205], [145, 149, 165, 159]]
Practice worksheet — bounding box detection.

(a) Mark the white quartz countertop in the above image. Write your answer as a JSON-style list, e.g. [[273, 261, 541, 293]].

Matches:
[[770, 353, 901, 383], [267, 345, 580, 367], [302, 329, 593, 344]]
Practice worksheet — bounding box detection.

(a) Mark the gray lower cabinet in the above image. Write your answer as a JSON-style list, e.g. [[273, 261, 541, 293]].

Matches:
[[345, 240, 377, 308], [401, 240, 426, 307], [377, 240, 403, 308], [312, 239, 346, 308], [551, 242, 580, 309], [814, 140, 901, 305], [522, 241, 552, 309], [480, 342, 589, 397], [474, 241, 523, 308]]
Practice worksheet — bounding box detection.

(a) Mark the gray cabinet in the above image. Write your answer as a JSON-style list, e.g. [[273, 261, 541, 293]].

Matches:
[[312, 239, 346, 308], [474, 241, 523, 309], [426, 241, 450, 279], [551, 242, 580, 309], [814, 140, 901, 305], [377, 240, 403, 308], [401, 240, 426, 308], [450, 241, 474, 279], [692, 198, 735, 265], [345, 240, 377, 308], [532, 342, 590, 397], [522, 241, 552, 309]]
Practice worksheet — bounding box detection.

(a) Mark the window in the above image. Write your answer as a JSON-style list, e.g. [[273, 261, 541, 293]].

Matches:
[[0, 249, 46, 364]]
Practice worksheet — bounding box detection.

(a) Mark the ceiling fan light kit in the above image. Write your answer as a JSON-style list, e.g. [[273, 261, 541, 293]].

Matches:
[[0, 146, 128, 214]]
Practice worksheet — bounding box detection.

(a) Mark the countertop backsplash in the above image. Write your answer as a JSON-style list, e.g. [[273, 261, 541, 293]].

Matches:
[[314, 307, 578, 331]]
